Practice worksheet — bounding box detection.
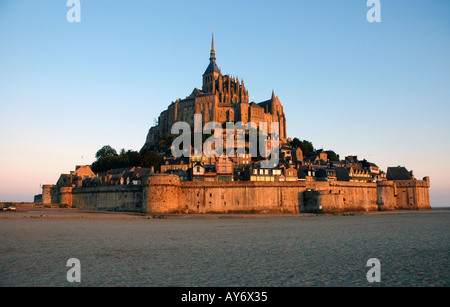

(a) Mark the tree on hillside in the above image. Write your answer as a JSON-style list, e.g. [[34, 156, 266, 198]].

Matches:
[[290, 138, 315, 157], [325, 150, 340, 162], [289, 138, 302, 149], [125, 150, 142, 167], [95, 145, 118, 160], [142, 151, 163, 171], [92, 146, 145, 173]]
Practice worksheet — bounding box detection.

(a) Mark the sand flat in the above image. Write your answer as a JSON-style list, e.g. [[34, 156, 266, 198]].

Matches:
[[0, 209, 448, 286]]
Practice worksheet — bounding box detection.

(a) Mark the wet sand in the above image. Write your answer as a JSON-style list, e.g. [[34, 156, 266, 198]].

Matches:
[[0, 208, 448, 286]]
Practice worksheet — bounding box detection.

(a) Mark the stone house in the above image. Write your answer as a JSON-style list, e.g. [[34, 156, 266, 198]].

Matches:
[[347, 165, 372, 183], [161, 156, 190, 173], [216, 154, 233, 182], [249, 163, 282, 182], [305, 149, 328, 164], [281, 166, 298, 182], [192, 162, 205, 182], [203, 165, 217, 182]]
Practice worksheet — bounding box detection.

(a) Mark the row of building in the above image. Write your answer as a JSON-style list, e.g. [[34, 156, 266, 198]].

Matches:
[[158, 146, 415, 184], [34, 145, 418, 204]]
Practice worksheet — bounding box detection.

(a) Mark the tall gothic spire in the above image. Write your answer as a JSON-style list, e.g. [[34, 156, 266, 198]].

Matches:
[[203, 28, 221, 77], [210, 28, 216, 61]]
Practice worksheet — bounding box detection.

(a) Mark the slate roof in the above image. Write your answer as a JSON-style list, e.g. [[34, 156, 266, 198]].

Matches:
[[315, 168, 327, 178], [334, 167, 350, 181], [386, 167, 412, 180], [297, 168, 306, 180], [203, 60, 221, 75], [204, 164, 216, 174], [257, 99, 272, 108], [163, 157, 190, 165], [189, 88, 204, 98], [360, 159, 379, 168]]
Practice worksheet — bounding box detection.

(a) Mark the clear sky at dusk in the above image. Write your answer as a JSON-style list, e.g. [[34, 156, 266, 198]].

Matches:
[[0, 0, 449, 206]]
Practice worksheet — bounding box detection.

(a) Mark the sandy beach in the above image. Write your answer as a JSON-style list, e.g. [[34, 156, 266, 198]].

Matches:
[[0, 208, 448, 287]]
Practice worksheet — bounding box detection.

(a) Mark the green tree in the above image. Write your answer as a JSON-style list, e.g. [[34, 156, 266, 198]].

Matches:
[[92, 146, 145, 173], [325, 150, 340, 162], [289, 137, 302, 149], [126, 150, 142, 167], [299, 140, 315, 157], [95, 145, 118, 160], [142, 151, 163, 171]]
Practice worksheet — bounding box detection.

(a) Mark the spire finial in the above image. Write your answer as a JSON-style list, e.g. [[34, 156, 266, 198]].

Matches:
[[271, 89, 275, 100], [210, 28, 216, 61]]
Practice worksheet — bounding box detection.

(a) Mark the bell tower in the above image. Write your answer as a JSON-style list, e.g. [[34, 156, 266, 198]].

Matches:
[[202, 29, 221, 93]]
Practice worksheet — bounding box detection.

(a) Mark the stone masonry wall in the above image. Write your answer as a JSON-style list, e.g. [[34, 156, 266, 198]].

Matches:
[[72, 185, 143, 212], [377, 178, 431, 211], [59, 175, 430, 214], [144, 176, 382, 214], [180, 181, 305, 214]]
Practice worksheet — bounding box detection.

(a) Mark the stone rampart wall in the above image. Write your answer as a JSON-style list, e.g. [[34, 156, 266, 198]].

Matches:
[[145, 176, 383, 214], [180, 181, 306, 214], [72, 185, 143, 212], [49, 175, 430, 214], [378, 178, 430, 211]]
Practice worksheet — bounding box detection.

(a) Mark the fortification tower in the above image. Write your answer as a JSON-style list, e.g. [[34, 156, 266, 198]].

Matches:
[[144, 174, 182, 214], [42, 185, 55, 205]]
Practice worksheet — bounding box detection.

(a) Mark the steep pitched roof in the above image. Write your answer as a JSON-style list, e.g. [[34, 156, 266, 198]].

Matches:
[[163, 157, 190, 165], [387, 167, 412, 180], [203, 60, 221, 75], [297, 168, 307, 180], [334, 167, 350, 181], [257, 99, 272, 108], [188, 88, 204, 98]]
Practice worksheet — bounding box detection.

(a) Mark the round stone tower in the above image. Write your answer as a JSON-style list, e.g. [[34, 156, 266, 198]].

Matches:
[[59, 186, 74, 207], [42, 185, 55, 204], [144, 174, 182, 214]]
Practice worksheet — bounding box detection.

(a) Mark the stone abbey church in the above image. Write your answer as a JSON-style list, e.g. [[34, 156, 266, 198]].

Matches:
[[142, 32, 288, 152]]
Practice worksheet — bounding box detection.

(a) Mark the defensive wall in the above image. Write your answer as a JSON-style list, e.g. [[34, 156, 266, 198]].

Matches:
[[46, 174, 431, 214], [71, 185, 143, 212]]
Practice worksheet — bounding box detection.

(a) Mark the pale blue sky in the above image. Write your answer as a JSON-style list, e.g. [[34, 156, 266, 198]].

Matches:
[[0, 0, 449, 206]]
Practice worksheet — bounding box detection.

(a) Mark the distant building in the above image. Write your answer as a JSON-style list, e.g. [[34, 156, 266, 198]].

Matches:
[[329, 160, 346, 168], [164, 169, 190, 181], [97, 167, 154, 186], [297, 167, 307, 181], [386, 166, 415, 181], [305, 149, 328, 164], [216, 154, 233, 182], [57, 165, 96, 188], [250, 163, 281, 182], [316, 168, 337, 182], [203, 164, 217, 182], [160, 156, 189, 173], [142, 31, 288, 154], [345, 155, 358, 164], [299, 165, 316, 181], [347, 165, 372, 183], [292, 147, 303, 165], [192, 162, 205, 182], [282, 166, 298, 182], [334, 167, 350, 182]]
